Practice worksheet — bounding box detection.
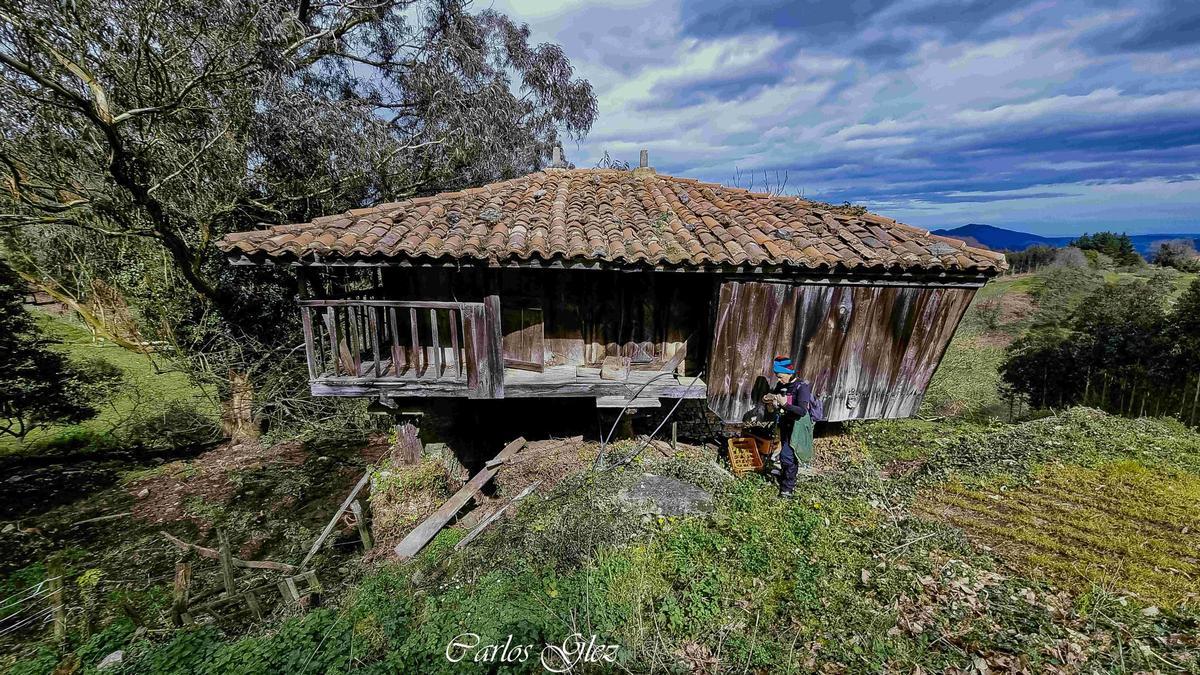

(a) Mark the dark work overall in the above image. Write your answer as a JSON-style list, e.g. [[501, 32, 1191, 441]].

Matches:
[[774, 379, 814, 493]]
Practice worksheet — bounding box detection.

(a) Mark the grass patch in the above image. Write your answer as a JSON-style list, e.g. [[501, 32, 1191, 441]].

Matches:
[[0, 309, 217, 455], [916, 460, 1200, 607]]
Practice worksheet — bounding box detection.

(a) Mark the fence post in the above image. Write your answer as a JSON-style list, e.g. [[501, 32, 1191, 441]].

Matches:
[[171, 561, 192, 627], [217, 529, 236, 597], [47, 556, 67, 647], [1185, 372, 1195, 425], [350, 500, 373, 550]]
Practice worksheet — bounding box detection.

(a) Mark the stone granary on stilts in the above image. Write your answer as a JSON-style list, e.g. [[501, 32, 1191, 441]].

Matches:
[[218, 151, 1006, 452]]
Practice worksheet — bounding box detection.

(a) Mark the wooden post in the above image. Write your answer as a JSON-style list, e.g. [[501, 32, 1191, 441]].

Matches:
[[410, 307, 421, 377], [47, 556, 66, 647], [243, 591, 264, 620], [350, 500, 373, 550], [368, 306, 382, 378], [1191, 374, 1199, 427], [449, 308, 461, 377], [171, 561, 193, 627], [671, 421, 678, 450], [394, 416, 423, 465], [300, 306, 318, 379], [301, 472, 372, 569], [217, 529, 236, 597]]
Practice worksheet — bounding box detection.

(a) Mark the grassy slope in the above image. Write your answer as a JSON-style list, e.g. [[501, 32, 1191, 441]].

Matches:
[[0, 309, 216, 455], [8, 267, 1200, 673]]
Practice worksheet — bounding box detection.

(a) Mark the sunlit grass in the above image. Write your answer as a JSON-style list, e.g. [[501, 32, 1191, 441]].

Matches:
[[0, 308, 216, 455]]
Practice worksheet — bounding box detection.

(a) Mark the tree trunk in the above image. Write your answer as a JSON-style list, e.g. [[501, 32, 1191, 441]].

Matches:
[[221, 369, 258, 442]]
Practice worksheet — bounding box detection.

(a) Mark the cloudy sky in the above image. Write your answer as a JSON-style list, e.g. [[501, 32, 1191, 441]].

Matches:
[[488, 0, 1200, 235]]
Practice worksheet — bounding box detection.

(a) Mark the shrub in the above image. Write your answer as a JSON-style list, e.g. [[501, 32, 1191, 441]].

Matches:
[[118, 399, 221, 452]]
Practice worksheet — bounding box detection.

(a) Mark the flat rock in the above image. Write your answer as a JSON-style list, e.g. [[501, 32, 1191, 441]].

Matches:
[[620, 474, 713, 517], [97, 650, 124, 670]]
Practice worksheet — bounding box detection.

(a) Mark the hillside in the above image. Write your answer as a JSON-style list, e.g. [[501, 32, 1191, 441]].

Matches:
[[933, 223, 1200, 258], [4, 267, 1198, 674]]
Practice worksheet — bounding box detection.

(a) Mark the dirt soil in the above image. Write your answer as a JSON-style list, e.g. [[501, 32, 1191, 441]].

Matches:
[[127, 440, 308, 526]]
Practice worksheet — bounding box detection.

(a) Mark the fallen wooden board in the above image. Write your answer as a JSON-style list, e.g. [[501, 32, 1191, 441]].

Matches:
[[454, 480, 541, 551], [301, 471, 372, 569], [393, 437, 527, 560], [161, 532, 297, 574]]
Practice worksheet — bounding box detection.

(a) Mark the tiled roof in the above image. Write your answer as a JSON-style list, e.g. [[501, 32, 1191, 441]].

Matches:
[[218, 168, 1007, 273]]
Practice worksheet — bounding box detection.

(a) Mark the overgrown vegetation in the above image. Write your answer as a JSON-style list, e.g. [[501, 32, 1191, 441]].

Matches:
[[0, 0, 598, 437], [1002, 275, 1200, 421], [0, 307, 219, 455], [30, 412, 1196, 673]]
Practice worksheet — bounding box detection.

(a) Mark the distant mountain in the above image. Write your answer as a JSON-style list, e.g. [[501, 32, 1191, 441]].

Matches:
[[932, 223, 1200, 258]]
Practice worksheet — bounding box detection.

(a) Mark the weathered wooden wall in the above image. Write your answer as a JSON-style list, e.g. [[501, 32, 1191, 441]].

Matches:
[[706, 280, 976, 422], [379, 268, 711, 375]]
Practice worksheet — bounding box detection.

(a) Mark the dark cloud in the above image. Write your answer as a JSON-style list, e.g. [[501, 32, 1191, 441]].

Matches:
[[892, 0, 1038, 37], [679, 0, 895, 39], [635, 71, 786, 111], [518, 0, 1200, 229], [853, 34, 917, 62], [1104, 3, 1200, 52]]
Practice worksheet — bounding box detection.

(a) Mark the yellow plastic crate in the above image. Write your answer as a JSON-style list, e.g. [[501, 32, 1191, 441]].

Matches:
[[727, 437, 765, 475]]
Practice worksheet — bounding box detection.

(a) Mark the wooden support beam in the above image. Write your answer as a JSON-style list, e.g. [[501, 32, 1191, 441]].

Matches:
[[301, 472, 372, 569], [393, 437, 527, 560]]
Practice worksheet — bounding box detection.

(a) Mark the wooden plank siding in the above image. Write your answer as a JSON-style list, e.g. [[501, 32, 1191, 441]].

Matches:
[[706, 280, 976, 422]]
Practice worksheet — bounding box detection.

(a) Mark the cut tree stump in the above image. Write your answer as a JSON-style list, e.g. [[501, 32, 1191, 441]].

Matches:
[[393, 437, 527, 560], [394, 419, 423, 465]]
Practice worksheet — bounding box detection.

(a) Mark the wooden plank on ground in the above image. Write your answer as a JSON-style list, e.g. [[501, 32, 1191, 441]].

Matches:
[[454, 480, 541, 551], [393, 437, 527, 560]]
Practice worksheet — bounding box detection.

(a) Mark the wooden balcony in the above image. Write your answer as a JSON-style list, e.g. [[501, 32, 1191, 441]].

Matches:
[[299, 298, 706, 404]]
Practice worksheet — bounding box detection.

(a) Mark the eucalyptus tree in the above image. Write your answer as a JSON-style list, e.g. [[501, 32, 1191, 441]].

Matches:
[[0, 0, 596, 437]]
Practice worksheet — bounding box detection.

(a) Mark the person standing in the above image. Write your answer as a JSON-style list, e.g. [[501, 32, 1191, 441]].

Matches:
[[763, 356, 817, 498]]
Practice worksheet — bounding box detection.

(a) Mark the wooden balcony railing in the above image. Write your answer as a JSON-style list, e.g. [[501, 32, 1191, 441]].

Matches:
[[300, 300, 492, 390]]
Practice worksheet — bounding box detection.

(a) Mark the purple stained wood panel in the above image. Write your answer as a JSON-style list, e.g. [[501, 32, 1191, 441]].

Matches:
[[706, 281, 976, 422]]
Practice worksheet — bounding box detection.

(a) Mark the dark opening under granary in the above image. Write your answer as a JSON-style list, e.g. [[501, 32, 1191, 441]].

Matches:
[[218, 155, 1006, 424]]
